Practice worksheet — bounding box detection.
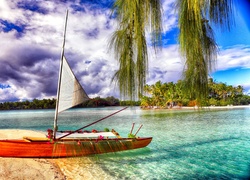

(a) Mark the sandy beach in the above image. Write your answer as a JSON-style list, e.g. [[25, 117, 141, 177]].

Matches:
[[0, 130, 66, 180]]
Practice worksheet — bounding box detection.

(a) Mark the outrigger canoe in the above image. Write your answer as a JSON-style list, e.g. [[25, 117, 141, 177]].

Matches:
[[0, 130, 152, 158], [0, 10, 152, 158]]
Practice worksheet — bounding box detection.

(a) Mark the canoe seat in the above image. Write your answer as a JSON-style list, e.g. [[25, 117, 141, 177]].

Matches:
[[23, 136, 50, 142]]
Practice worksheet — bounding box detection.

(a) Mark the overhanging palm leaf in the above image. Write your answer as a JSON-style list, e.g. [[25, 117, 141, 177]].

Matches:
[[109, 0, 162, 100], [177, 0, 233, 103]]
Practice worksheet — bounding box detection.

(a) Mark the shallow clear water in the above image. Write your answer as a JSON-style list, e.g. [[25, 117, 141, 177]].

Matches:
[[1, 107, 250, 179]]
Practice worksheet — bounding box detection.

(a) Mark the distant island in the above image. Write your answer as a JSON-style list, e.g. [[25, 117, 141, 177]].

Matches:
[[0, 96, 139, 110]]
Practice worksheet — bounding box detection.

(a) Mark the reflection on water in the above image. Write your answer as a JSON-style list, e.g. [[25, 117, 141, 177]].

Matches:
[[1, 107, 250, 179]]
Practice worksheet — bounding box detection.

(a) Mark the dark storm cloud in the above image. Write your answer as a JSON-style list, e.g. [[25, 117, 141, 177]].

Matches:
[[38, 66, 58, 97], [17, 48, 53, 66], [0, 45, 57, 72], [0, 61, 28, 83], [0, 43, 59, 97]]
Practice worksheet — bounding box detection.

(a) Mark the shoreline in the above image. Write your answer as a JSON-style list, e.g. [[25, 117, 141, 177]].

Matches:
[[181, 105, 250, 110], [142, 105, 250, 110]]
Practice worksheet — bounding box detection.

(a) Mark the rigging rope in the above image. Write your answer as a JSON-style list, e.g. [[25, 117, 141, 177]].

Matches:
[[55, 106, 128, 140]]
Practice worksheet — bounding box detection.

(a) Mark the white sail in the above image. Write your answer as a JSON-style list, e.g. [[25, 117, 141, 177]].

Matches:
[[57, 55, 90, 113]]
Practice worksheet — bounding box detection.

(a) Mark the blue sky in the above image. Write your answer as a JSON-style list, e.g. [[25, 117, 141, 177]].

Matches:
[[212, 0, 250, 92], [0, 0, 250, 102]]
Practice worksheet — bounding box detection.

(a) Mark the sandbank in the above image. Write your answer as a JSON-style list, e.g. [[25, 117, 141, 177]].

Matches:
[[181, 105, 250, 110], [149, 105, 250, 110], [0, 129, 66, 180]]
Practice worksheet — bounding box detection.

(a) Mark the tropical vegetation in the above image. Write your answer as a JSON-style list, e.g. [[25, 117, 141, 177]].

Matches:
[[140, 78, 250, 108], [0, 99, 56, 110], [0, 96, 121, 110]]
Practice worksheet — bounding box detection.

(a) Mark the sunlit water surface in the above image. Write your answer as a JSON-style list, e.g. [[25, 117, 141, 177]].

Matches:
[[1, 107, 250, 179]]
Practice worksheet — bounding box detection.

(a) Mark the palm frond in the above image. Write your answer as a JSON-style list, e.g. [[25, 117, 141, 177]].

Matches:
[[109, 0, 162, 100], [177, 0, 232, 103], [206, 0, 234, 30]]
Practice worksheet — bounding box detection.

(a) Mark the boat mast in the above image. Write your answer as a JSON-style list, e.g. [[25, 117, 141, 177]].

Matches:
[[53, 10, 69, 140]]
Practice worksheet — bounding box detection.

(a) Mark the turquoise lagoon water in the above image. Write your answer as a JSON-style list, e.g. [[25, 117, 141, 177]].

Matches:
[[1, 107, 250, 179]]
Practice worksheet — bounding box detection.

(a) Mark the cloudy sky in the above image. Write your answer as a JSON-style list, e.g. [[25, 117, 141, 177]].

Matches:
[[0, 0, 250, 102]]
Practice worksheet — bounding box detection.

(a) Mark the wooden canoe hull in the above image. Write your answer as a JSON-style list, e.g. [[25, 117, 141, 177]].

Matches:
[[0, 137, 152, 158]]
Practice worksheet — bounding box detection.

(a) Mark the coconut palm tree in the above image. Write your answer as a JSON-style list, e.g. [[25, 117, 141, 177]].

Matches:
[[110, 0, 234, 103], [216, 82, 228, 100], [236, 85, 244, 96]]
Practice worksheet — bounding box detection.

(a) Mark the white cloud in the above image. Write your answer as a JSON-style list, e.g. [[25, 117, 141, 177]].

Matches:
[[0, 0, 24, 22], [162, 0, 178, 32], [147, 45, 183, 84], [216, 45, 250, 71]]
